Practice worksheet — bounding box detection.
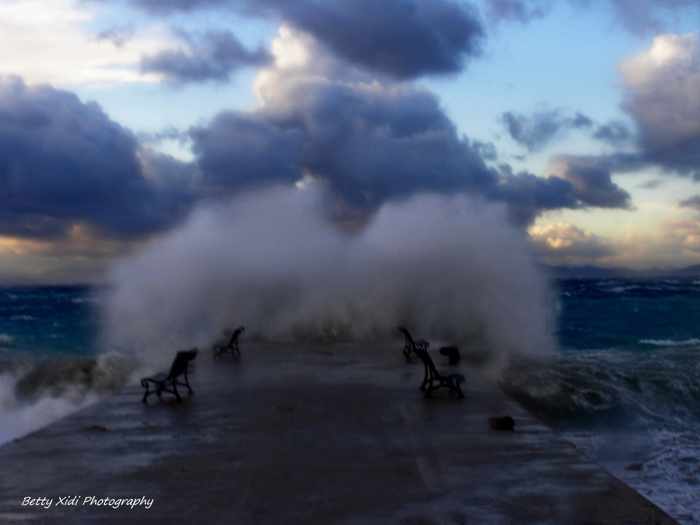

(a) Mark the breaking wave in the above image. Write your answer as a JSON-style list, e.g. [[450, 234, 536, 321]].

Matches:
[[500, 347, 700, 524], [500, 348, 700, 427], [0, 354, 133, 445], [102, 186, 555, 368]]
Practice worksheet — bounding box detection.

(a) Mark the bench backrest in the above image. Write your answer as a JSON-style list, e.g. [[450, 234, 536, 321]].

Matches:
[[398, 326, 429, 352], [167, 349, 198, 379], [398, 326, 416, 347], [230, 326, 245, 344]]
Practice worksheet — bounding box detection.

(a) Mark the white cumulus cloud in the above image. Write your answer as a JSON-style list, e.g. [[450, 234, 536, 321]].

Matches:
[[0, 0, 175, 86]]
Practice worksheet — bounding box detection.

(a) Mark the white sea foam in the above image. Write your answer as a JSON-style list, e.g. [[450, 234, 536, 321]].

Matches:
[[607, 285, 640, 293], [102, 186, 556, 370], [504, 347, 700, 525], [0, 372, 98, 445], [567, 429, 700, 525], [71, 297, 98, 304], [640, 338, 700, 347], [0, 354, 133, 446]]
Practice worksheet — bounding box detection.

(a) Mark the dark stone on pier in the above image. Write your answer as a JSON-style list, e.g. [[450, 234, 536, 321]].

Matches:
[[489, 415, 515, 431]]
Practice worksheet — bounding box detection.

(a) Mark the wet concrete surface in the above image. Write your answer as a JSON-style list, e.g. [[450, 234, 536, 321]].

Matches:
[[0, 343, 677, 524]]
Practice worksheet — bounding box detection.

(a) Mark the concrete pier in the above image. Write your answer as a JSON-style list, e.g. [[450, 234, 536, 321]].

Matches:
[[0, 343, 677, 524]]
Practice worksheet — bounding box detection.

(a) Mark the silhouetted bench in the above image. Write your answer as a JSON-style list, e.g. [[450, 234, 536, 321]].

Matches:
[[398, 326, 429, 362], [214, 326, 244, 358], [141, 349, 198, 404], [414, 345, 465, 399]]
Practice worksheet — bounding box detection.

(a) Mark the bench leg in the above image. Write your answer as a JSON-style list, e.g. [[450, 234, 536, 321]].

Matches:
[[447, 378, 464, 399], [448, 386, 464, 399], [423, 380, 464, 399], [142, 386, 151, 404], [172, 382, 182, 402]]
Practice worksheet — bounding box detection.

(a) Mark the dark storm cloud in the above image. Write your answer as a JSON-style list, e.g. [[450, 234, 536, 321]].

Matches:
[[191, 84, 495, 208], [474, 141, 498, 162], [108, 0, 485, 79], [0, 71, 634, 244], [0, 214, 68, 240], [190, 113, 305, 193], [619, 34, 700, 178], [571, 113, 594, 128], [141, 31, 270, 83], [593, 121, 633, 146], [524, 35, 698, 182], [501, 110, 593, 152], [485, 0, 552, 24], [492, 159, 629, 225], [190, 80, 631, 222], [124, 0, 223, 11], [552, 155, 631, 209], [137, 126, 189, 145], [96, 25, 135, 47], [502, 109, 635, 152], [0, 77, 193, 239], [638, 178, 665, 190], [492, 169, 578, 225], [486, 0, 698, 34], [679, 195, 700, 212], [603, 0, 699, 35], [262, 0, 484, 79]]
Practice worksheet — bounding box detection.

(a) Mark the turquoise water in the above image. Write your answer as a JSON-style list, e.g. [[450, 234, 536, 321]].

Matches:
[[0, 286, 101, 357], [3, 278, 699, 357], [505, 277, 700, 524], [558, 278, 700, 352], [0, 286, 127, 446]]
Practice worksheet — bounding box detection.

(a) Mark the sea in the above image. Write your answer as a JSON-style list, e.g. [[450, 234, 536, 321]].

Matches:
[[503, 277, 700, 524], [1, 279, 700, 523], [0, 286, 129, 446]]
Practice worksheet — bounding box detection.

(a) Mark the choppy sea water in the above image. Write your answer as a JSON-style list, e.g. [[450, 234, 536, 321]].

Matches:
[[1, 279, 699, 523], [0, 286, 130, 444], [502, 277, 700, 524], [0, 286, 99, 357]]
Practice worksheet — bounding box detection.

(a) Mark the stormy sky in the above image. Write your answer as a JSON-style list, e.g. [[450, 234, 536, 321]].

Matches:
[[0, 0, 699, 282]]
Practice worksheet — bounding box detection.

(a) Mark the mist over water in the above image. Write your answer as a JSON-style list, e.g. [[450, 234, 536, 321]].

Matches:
[[102, 186, 555, 368], [2, 186, 555, 446]]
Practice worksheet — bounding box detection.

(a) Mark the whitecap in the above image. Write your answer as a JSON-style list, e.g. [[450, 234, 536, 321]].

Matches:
[[639, 338, 700, 347]]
